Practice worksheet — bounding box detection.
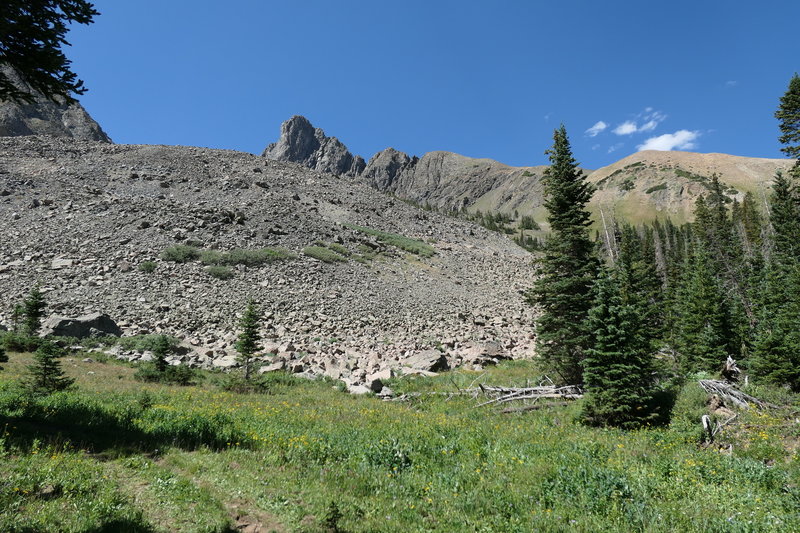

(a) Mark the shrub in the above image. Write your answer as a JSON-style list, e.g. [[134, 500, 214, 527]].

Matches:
[[200, 247, 294, 267], [519, 215, 540, 230], [645, 183, 668, 194], [161, 244, 200, 263], [303, 246, 348, 263], [134, 363, 195, 385], [138, 261, 157, 273], [345, 224, 435, 257], [2, 332, 43, 352], [206, 266, 234, 280], [327, 243, 351, 257]]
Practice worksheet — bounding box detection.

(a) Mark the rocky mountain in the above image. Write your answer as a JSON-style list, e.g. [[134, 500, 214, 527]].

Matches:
[[0, 136, 534, 389], [262, 115, 364, 177], [588, 150, 793, 226], [264, 116, 794, 228], [0, 65, 111, 142]]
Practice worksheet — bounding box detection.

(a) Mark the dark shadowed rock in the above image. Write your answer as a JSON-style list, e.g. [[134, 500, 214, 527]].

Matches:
[[41, 312, 122, 338], [262, 115, 365, 177], [405, 349, 449, 372], [0, 66, 111, 142]]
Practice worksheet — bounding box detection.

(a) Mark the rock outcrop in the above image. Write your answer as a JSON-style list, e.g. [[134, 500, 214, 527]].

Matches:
[[41, 312, 122, 339], [0, 65, 111, 142], [362, 148, 415, 190], [262, 115, 364, 177], [263, 115, 793, 228]]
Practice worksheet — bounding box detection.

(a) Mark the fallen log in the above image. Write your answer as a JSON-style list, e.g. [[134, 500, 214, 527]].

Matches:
[[698, 380, 778, 410]]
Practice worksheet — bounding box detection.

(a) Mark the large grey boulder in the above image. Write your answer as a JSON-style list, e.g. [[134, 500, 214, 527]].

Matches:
[[41, 312, 122, 338], [262, 115, 365, 177], [404, 349, 449, 372], [0, 65, 111, 142]]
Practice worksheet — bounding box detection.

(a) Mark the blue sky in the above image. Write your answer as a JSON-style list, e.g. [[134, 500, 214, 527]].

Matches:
[[67, 1, 799, 170]]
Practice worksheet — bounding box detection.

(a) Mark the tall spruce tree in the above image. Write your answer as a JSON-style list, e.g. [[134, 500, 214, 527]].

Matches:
[[750, 173, 800, 388], [582, 266, 657, 429], [528, 125, 597, 384], [776, 73, 800, 161], [749, 77, 800, 389], [673, 239, 736, 373]]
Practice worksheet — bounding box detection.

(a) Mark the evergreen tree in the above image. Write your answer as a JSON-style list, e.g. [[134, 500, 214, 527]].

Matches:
[[768, 170, 800, 261], [672, 242, 736, 373], [235, 300, 261, 381], [617, 225, 664, 346], [528, 125, 598, 384], [581, 267, 657, 429], [739, 192, 763, 251], [152, 334, 172, 373], [750, 170, 800, 388], [776, 73, 800, 160], [0, 345, 7, 370], [750, 261, 800, 390], [11, 303, 23, 333], [22, 286, 46, 336], [24, 342, 74, 395], [0, 1, 99, 103]]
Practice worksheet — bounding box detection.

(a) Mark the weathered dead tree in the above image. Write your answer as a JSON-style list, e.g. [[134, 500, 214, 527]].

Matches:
[[698, 379, 778, 410], [387, 375, 584, 412]]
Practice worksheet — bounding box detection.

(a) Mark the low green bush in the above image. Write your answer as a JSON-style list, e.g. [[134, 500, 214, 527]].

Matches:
[[161, 245, 200, 263], [118, 334, 180, 353], [134, 363, 196, 386], [1, 332, 43, 353], [200, 247, 294, 267], [645, 183, 668, 194], [327, 243, 351, 257], [346, 224, 435, 257], [138, 261, 157, 273], [303, 246, 348, 263], [205, 266, 234, 280]]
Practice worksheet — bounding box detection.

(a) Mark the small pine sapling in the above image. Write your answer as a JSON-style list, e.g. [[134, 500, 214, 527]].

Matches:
[[235, 300, 261, 380], [152, 334, 172, 373], [22, 286, 47, 337], [24, 342, 74, 395]]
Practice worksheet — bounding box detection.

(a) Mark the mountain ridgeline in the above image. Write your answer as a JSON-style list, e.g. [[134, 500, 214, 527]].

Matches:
[[263, 115, 794, 228]]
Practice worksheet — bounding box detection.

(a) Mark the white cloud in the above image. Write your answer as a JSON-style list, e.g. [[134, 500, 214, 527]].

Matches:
[[637, 130, 700, 151], [639, 120, 659, 132], [612, 109, 668, 135], [725, 80, 738, 88], [608, 142, 624, 153], [585, 121, 608, 137], [591, 143, 601, 151], [613, 121, 638, 135]]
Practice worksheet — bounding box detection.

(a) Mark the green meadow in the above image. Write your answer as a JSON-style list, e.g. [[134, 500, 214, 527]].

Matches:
[[0, 354, 798, 532]]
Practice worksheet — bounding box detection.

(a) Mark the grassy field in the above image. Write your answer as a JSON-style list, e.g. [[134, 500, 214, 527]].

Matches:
[[1, 354, 799, 532]]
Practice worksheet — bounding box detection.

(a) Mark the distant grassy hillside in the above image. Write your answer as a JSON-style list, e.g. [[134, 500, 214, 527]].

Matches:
[[1, 353, 798, 532]]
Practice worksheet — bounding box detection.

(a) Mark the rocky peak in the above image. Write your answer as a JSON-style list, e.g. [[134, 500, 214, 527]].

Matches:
[[262, 115, 365, 177], [0, 65, 111, 142], [363, 147, 416, 190]]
